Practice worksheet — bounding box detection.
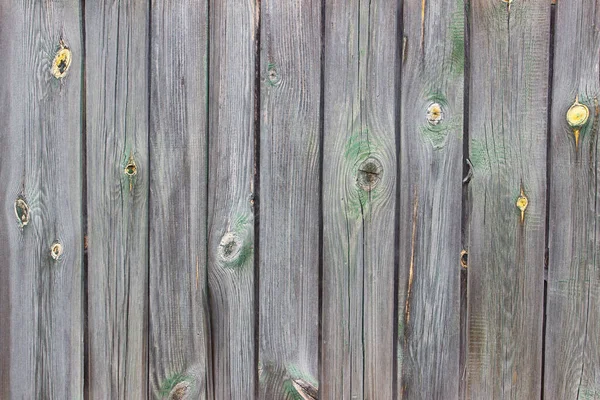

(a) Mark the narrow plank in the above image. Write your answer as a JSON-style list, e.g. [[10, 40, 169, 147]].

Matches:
[[85, 1, 149, 398], [545, 1, 600, 398], [258, 0, 321, 397], [465, 0, 550, 398], [0, 0, 83, 398], [397, 0, 464, 397], [207, 0, 256, 397], [321, 0, 398, 398], [149, 0, 211, 397]]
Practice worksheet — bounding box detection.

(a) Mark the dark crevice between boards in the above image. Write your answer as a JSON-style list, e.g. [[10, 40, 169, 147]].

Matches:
[[253, 0, 261, 398], [392, 0, 403, 396], [80, 1, 89, 398], [459, 0, 471, 397], [146, 0, 152, 398], [541, 3, 556, 399], [317, 0, 325, 396]]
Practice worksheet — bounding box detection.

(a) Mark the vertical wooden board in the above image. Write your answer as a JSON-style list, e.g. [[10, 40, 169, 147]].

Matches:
[[149, 0, 210, 398], [321, 0, 397, 398], [0, 0, 83, 398], [397, 0, 464, 398], [466, 0, 549, 398], [545, 1, 600, 398], [85, 1, 149, 398], [258, 0, 321, 397], [207, 0, 256, 397]]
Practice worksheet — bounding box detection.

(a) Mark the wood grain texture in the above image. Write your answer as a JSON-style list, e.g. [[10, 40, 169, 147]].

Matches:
[[258, 0, 321, 397], [0, 0, 83, 398], [207, 0, 256, 397], [545, 1, 600, 398], [321, 0, 398, 398], [85, 1, 149, 398], [466, 0, 550, 398], [397, 0, 464, 397], [149, 0, 211, 398]]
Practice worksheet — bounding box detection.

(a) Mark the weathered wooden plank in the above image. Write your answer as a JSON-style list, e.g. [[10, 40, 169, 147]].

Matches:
[[258, 0, 321, 397], [0, 0, 83, 398], [466, 0, 550, 398], [545, 1, 600, 398], [321, 0, 397, 398], [397, 0, 464, 397], [149, 1, 211, 398], [84, 1, 149, 398], [207, 0, 256, 397]]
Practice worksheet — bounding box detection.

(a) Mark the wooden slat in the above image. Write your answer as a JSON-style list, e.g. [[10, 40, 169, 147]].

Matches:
[[0, 0, 83, 398], [466, 0, 550, 398], [207, 0, 256, 397], [148, 1, 211, 398], [397, 0, 464, 397], [85, 1, 149, 398], [258, 0, 321, 397], [545, 1, 600, 398], [321, 0, 398, 398]]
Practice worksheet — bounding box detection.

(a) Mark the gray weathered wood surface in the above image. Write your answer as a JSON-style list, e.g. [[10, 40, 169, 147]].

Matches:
[[3, 0, 599, 398], [258, 0, 321, 397], [466, 0, 550, 398], [398, 0, 464, 398], [85, 1, 149, 398], [207, 0, 256, 397], [321, 0, 397, 398], [545, 1, 600, 398], [0, 0, 84, 398]]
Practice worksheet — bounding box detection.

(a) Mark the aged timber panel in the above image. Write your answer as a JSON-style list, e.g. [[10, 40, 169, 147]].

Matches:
[[149, 0, 211, 398], [0, 0, 83, 398], [207, 0, 256, 397], [85, 1, 149, 398], [258, 0, 321, 398], [321, 0, 398, 398], [466, 0, 550, 398], [397, 0, 464, 398], [545, 1, 600, 398]]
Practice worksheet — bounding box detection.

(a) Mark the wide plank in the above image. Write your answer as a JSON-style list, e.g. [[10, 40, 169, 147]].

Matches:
[[466, 0, 550, 397], [321, 0, 398, 398], [148, 0, 211, 398], [85, 1, 149, 398], [0, 0, 83, 398]]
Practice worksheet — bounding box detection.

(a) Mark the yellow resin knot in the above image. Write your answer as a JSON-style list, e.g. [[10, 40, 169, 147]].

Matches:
[[516, 188, 528, 224], [566, 96, 589, 151]]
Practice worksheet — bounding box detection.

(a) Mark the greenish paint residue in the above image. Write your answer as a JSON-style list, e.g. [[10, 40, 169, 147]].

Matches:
[[448, 0, 465, 76], [283, 365, 318, 400], [159, 373, 192, 398]]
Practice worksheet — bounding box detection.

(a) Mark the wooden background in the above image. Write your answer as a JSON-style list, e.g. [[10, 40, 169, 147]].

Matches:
[[0, 0, 597, 399]]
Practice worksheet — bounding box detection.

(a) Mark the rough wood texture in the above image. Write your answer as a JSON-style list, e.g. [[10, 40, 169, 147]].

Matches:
[[397, 0, 464, 397], [207, 0, 256, 397], [258, 0, 321, 397], [545, 1, 600, 398], [149, 1, 211, 398], [0, 0, 83, 398], [85, 1, 149, 398], [321, 0, 397, 398], [466, 0, 550, 398]]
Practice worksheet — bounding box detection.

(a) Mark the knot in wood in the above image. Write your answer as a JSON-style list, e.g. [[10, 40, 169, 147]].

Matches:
[[218, 232, 242, 263], [124, 159, 137, 176], [567, 97, 589, 128], [14, 197, 30, 227], [357, 158, 382, 191], [51, 40, 72, 79], [267, 62, 281, 86], [426, 103, 444, 125], [50, 241, 63, 261], [460, 250, 468, 269], [169, 381, 190, 400]]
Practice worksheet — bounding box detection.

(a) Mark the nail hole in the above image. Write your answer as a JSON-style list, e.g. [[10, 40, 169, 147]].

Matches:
[[14, 197, 30, 227], [51, 40, 72, 79], [357, 158, 382, 191], [169, 381, 190, 400], [460, 250, 468, 269], [50, 242, 63, 261]]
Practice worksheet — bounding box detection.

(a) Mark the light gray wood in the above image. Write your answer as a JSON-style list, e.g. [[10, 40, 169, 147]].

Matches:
[[149, 1, 211, 398], [545, 1, 600, 398], [84, 1, 149, 398], [321, 0, 397, 398], [207, 0, 256, 397], [466, 0, 550, 398], [0, 0, 83, 398], [397, 0, 464, 397], [258, 0, 321, 397]]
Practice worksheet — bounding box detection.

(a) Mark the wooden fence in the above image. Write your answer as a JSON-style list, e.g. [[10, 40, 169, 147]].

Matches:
[[0, 0, 597, 398]]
